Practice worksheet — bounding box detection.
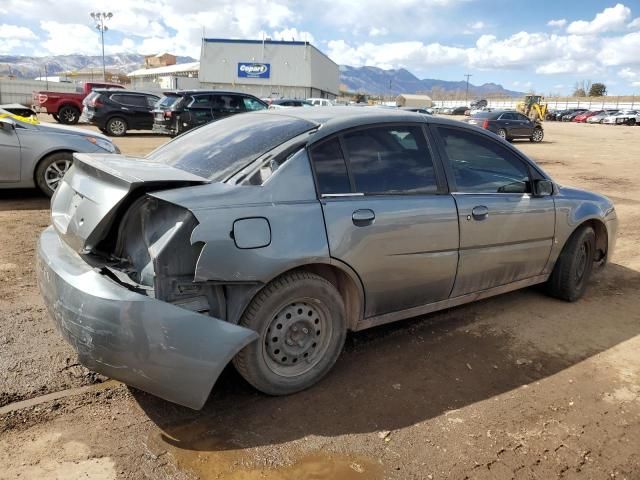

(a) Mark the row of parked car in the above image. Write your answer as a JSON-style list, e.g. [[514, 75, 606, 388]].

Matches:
[[546, 108, 640, 125]]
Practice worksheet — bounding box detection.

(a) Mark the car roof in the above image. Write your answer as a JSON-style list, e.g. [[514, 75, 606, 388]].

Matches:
[[161, 89, 259, 96], [93, 88, 158, 96]]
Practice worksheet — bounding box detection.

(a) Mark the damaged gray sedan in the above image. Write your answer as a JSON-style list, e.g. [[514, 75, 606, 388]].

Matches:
[[37, 108, 618, 409]]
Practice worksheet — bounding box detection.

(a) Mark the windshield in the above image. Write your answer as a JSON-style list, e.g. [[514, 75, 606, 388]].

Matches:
[[146, 113, 316, 181], [157, 95, 183, 109]]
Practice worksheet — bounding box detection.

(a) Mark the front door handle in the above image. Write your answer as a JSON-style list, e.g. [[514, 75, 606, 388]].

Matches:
[[471, 205, 489, 221], [352, 209, 375, 226]]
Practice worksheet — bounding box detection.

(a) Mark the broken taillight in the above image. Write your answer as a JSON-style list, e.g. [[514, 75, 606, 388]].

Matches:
[[38, 94, 48, 104]]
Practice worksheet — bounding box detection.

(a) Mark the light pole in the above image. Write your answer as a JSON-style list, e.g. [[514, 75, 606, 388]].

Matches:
[[464, 73, 472, 105], [90, 12, 113, 81]]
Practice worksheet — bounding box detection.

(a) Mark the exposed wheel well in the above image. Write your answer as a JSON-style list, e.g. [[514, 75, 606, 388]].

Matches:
[[33, 149, 76, 184], [578, 219, 608, 262], [280, 264, 364, 330]]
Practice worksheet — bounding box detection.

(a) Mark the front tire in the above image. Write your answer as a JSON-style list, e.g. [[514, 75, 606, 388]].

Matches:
[[57, 106, 80, 125], [105, 117, 128, 136], [546, 226, 596, 302], [233, 271, 347, 396], [35, 152, 73, 197], [530, 127, 544, 142]]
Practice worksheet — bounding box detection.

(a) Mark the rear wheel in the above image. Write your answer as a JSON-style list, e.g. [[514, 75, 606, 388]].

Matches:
[[497, 128, 508, 140], [530, 127, 544, 142], [105, 117, 128, 136], [58, 105, 80, 125], [35, 151, 73, 197], [233, 271, 347, 395], [546, 226, 596, 302]]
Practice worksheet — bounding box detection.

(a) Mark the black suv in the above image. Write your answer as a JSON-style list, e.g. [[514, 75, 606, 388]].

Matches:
[[82, 89, 160, 136], [152, 90, 267, 136]]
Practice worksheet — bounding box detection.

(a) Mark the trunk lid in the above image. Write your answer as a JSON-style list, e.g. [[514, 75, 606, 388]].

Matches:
[[51, 153, 208, 253]]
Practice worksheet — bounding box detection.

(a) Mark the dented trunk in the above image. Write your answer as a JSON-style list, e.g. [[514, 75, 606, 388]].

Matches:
[[38, 153, 259, 409]]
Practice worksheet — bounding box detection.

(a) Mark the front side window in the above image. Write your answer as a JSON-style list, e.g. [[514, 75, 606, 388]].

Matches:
[[309, 138, 351, 195], [342, 125, 438, 194], [191, 95, 213, 107], [243, 97, 267, 111], [437, 127, 531, 194]]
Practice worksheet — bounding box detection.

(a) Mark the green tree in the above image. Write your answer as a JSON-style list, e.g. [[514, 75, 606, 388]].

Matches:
[[589, 83, 607, 97]]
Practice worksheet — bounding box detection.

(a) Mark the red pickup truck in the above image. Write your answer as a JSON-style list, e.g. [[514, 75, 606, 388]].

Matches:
[[32, 81, 124, 125]]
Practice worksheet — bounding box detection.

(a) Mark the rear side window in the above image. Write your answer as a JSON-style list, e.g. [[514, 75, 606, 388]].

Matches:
[[437, 127, 531, 194], [146, 96, 159, 108], [111, 94, 147, 107], [309, 138, 351, 195], [342, 125, 438, 194]]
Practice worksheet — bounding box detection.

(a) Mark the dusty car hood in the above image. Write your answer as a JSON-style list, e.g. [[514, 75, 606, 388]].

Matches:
[[36, 121, 111, 141]]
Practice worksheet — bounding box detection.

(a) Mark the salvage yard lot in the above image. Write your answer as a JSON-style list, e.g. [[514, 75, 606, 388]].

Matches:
[[1, 117, 639, 479]]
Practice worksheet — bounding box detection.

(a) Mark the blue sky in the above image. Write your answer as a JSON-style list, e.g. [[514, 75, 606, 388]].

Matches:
[[1, 0, 640, 94]]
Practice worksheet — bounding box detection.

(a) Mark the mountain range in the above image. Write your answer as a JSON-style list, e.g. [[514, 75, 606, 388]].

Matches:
[[0, 54, 522, 97]]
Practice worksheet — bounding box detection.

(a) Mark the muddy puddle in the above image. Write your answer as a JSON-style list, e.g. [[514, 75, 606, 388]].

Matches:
[[147, 422, 383, 479]]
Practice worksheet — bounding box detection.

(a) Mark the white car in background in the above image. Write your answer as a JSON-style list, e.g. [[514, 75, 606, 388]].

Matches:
[[602, 110, 639, 125], [306, 98, 335, 107]]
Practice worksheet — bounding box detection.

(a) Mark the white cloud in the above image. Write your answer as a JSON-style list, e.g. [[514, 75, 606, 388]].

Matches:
[[547, 19, 567, 28], [0, 24, 38, 40], [567, 3, 631, 35], [599, 31, 640, 66], [272, 27, 314, 43], [40, 21, 101, 55], [619, 67, 637, 79], [628, 17, 640, 29], [470, 21, 485, 30], [369, 27, 388, 37]]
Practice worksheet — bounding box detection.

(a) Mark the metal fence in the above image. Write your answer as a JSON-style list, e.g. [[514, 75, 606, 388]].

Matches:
[[432, 97, 639, 111], [0, 79, 78, 106]]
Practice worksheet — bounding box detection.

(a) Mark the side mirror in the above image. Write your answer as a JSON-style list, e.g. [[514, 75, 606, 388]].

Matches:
[[533, 179, 554, 197], [0, 117, 16, 130]]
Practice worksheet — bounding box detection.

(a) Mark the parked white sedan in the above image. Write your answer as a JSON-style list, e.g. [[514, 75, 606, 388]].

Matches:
[[602, 110, 639, 125]]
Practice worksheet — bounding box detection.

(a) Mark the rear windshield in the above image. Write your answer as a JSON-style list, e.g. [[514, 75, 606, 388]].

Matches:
[[471, 112, 494, 118], [146, 113, 316, 181], [157, 95, 183, 109]]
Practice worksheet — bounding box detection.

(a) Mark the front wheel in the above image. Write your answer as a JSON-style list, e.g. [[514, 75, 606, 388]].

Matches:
[[530, 127, 544, 142], [35, 152, 73, 197], [546, 226, 596, 302], [233, 271, 347, 395]]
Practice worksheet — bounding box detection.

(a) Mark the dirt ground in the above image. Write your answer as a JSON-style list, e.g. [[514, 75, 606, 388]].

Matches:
[[0, 116, 639, 480]]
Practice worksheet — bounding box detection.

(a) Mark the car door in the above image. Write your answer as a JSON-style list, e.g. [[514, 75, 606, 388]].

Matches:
[[514, 113, 534, 137], [497, 112, 518, 136], [188, 94, 215, 126], [0, 121, 21, 182], [432, 125, 555, 297], [309, 124, 459, 317]]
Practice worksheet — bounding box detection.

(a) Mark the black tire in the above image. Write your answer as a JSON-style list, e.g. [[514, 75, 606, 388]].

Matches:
[[530, 127, 544, 143], [57, 105, 80, 125], [105, 117, 128, 136], [52, 114, 59, 122], [34, 151, 74, 197], [546, 226, 596, 302], [627, 118, 636, 126], [233, 271, 347, 395], [497, 128, 508, 140]]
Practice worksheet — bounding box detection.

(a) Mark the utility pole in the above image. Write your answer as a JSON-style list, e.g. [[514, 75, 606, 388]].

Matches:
[[90, 12, 113, 81], [464, 73, 472, 105]]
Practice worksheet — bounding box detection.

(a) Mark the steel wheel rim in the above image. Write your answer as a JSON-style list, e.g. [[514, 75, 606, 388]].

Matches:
[[262, 299, 332, 377], [44, 159, 71, 191], [498, 130, 506, 139], [575, 241, 589, 283], [110, 120, 125, 135]]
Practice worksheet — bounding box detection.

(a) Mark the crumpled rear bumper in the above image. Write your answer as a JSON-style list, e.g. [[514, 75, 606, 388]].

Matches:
[[36, 226, 258, 410]]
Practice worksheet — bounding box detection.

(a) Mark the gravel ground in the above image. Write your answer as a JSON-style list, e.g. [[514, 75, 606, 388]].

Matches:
[[0, 117, 639, 479]]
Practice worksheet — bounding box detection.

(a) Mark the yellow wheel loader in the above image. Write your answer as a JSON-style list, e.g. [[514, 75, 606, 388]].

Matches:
[[516, 95, 548, 122]]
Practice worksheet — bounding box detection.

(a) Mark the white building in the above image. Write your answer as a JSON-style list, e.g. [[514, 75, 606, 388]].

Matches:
[[127, 62, 201, 90], [198, 38, 340, 100]]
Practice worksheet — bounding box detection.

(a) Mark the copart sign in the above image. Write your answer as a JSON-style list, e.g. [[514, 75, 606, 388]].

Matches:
[[237, 63, 271, 79]]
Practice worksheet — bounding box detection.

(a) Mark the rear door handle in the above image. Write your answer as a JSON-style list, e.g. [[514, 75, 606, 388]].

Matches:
[[471, 205, 489, 221], [352, 209, 375, 226]]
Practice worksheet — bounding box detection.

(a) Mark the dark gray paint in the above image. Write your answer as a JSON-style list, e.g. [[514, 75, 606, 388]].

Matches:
[[37, 107, 618, 409]]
